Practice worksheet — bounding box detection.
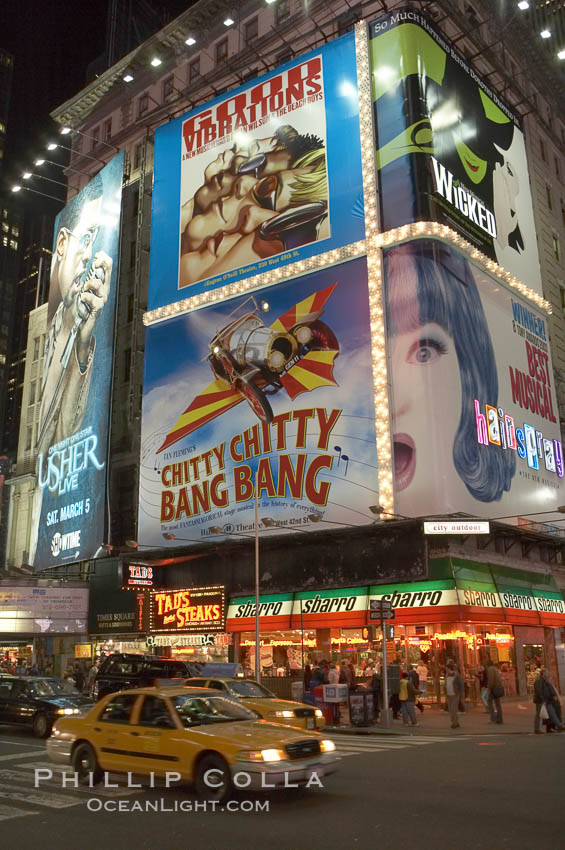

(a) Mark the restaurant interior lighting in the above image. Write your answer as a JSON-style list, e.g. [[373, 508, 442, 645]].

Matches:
[[540, 29, 551, 38], [185, 36, 196, 46], [151, 57, 162, 67], [224, 17, 235, 26]]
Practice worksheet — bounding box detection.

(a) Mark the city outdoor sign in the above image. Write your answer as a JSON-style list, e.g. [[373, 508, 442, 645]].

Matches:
[[149, 586, 225, 634], [369, 599, 395, 621], [423, 521, 490, 535]]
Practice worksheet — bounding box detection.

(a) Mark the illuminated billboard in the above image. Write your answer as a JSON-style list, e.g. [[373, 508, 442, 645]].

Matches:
[[0, 585, 88, 634], [149, 586, 226, 634], [30, 154, 124, 569], [370, 9, 542, 292], [384, 239, 564, 518], [148, 33, 364, 310], [139, 257, 379, 543]]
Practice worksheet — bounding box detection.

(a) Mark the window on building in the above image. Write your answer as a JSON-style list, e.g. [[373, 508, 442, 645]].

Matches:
[[103, 118, 112, 141], [276, 48, 293, 65], [547, 184, 552, 210], [245, 17, 258, 43], [129, 240, 137, 269], [132, 188, 139, 218], [2, 222, 8, 233], [553, 234, 560, 263], [163, 75, 175, 100], [32, 337, 40, 362], [11, 225, 19, 237], [276, 0, 290, 24], [124, 348, 131, 383], [189, 57, 200, 84], [133, 142, 143, 170], [25, 426, 32, 452], [560, 287, 565, 317], [91, 126, 99, 149], [216, 38, 228, 64], [540, 138, 546, 161], [29, 381, 36, 406], [138, 92, 149, 117], [127, 293, 134, 323], [9, 239, 17, 250], [555, 157, 561, 178], [561, 201, 565, 228]]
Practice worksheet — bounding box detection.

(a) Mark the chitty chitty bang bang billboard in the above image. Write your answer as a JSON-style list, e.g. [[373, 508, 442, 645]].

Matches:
[[384, 239, 564, 519], [138, 258, 379, 544], [370, 9, 542, 293], [147, 32, 364, 310]]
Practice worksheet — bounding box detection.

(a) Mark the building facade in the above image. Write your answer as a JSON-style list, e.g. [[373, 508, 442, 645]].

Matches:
[[5, 1, 565, 697]]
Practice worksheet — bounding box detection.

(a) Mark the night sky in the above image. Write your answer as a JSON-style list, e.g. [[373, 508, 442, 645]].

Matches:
[[0, 0, 190, 188]]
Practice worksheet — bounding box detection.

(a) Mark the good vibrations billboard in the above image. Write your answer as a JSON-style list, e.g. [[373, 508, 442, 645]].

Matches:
[[370, 9, 542, 292], [30, 154, 124, 569], [139, 258, 379, 543], [384, 239, 564, 519], [148, 33, 364, 310]]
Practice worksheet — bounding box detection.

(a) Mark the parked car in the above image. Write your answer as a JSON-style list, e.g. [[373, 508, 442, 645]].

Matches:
[[184, 676, 325, 730], [93, 654, 199, 700], [47, 686, 338, 802], [0, 674, 93, 738]]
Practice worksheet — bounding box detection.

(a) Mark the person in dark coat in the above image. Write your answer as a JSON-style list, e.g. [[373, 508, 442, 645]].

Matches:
[[534, 668, 564, 733]]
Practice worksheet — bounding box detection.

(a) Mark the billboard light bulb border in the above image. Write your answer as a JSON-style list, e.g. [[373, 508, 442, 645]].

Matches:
[[355, 20, 394, 515]]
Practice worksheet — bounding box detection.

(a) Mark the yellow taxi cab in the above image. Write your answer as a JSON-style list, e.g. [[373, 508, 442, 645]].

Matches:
[[184, 677, 325, 730], [46, 686, 338, 803]]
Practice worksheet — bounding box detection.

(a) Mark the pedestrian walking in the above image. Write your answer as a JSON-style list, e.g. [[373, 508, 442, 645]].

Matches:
[[476, 664, 489, 711], [486, 659, 504, 725], [416, 660, 428, 698], [369, 668, 382, 723], [445, 660, 464, 729], [328, 662, 339, 684], [407, 664, 424, 714], [534, 668, 563, 733], [398, 672, 419, 726]]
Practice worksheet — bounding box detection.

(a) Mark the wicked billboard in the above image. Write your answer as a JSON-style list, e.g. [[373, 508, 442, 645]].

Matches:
[[369, 9, 542, 293], [147, 32, 364, 310], [139, 257, 379, 544], [384, 238, 564, 519], [30, 154, 124, 569]]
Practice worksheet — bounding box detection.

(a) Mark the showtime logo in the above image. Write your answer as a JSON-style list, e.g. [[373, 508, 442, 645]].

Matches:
[[50, 530, 81, 558]]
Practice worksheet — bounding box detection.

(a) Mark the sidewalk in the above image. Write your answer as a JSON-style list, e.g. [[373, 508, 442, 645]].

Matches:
[[325, 697, 565, 736]]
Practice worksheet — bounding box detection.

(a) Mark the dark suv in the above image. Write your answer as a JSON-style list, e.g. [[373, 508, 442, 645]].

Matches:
[[93, 654, 199, 701]]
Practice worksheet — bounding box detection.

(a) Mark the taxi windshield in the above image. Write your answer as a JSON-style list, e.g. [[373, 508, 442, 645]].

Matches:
[[28, 679, 79, 697], [226, 681, 275, 699], [171, 695, 256, 727]]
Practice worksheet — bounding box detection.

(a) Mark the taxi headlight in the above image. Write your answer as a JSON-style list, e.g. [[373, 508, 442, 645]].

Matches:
[[320, 739, 336, 753], [56, 708, 80, 715], [261, 748, 285, 763], [268, 710, 295, 719], [237, 750, 265, 763], [315, 709, 324, 718]]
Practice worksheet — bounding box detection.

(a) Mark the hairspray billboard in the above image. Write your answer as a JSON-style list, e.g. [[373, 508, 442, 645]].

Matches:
[[384, 239, 564, 519], [370, 9, 542, 293], [139, 258, 379, 544], [30, 154, 124, 569], [148, 32, 364, 310]]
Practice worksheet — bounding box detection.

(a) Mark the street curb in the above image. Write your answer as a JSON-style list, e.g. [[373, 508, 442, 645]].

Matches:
[[325, 726, 536, 737]]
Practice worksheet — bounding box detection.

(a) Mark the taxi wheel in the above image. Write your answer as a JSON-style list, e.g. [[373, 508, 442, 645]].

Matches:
[[194, 753, 232, 804], [32, 712, 50, 738], [72, 742, 103, 786]]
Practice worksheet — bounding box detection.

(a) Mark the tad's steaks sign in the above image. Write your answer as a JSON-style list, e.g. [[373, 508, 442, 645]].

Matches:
[[149, 586, 225, 634]]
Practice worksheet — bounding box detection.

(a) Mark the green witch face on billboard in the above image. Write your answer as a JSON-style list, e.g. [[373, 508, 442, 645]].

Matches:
[[369, 9, 541, 293]]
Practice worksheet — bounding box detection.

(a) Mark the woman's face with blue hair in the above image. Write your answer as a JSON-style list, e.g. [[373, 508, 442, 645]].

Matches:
[[385, 244, 492, 515]]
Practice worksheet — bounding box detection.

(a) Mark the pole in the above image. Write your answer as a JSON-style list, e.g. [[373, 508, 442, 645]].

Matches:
[[381, 615, 389, 727], [254, 479, 260, 683]]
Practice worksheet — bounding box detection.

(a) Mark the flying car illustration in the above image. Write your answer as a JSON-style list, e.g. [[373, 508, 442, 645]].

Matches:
[[158, 283, 340, 452]]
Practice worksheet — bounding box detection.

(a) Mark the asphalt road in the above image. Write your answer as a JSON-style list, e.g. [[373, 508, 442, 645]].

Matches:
[[0, 725, 562, 850]]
